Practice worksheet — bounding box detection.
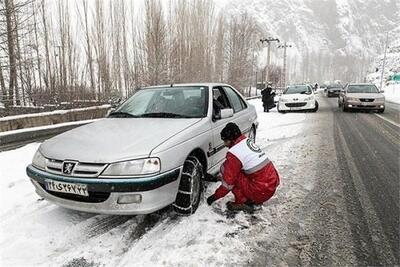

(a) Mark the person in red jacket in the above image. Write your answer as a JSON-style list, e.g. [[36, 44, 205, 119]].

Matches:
[[207, 122, 280, 212]]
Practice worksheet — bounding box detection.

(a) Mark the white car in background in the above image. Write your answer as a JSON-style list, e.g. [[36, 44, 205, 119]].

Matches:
[[278, 84, 319, 113]]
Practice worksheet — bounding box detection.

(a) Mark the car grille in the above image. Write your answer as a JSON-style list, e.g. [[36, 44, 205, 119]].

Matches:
[[285, 102, 307, 108], [39, 183, 110, 203], [46, 159, 107, 177], [360, 98, 374, 102]]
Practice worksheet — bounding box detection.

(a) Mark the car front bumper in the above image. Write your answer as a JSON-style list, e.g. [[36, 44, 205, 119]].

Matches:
[[344, 101, 385, 110], [26, 164, 182, 215], [278, 100, 315, 111]]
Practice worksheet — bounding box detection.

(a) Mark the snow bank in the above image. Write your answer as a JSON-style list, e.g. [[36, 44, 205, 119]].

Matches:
[[383, 83, 400, 104]]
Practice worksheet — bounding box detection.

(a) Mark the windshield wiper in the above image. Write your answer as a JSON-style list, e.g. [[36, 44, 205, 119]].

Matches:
[[300, 91, 310, 94], [108, 111, 137, 118], [138, 112, 193, 118]]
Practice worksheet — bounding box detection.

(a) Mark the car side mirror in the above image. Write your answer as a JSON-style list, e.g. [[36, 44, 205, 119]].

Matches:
[[380, 90, 385, 93], [220, 108, 234, 119]]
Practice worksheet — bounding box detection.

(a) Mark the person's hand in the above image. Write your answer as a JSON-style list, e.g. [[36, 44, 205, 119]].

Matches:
[[207, 195, 216, 206]]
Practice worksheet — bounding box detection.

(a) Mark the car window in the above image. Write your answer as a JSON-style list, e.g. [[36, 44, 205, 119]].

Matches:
[[223, 86, 246, 113], [284, 85, 311, 94], [112, 86, 208, 118], [347, 85, 379, 93]]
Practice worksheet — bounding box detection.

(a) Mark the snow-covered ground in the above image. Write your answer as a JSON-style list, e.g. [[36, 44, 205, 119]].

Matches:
[[384, 83, 400, 104], [0, 99, 312, 266]]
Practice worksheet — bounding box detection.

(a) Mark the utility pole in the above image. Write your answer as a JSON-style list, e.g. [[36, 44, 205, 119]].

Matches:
[[278, 42, 292, 89], [380, 32, 389, 91], [260, 37, 280, 86]]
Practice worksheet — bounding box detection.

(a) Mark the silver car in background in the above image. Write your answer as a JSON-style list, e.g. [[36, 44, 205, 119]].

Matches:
[[338, 83, 385, 113], [26, 83, 258, 215]]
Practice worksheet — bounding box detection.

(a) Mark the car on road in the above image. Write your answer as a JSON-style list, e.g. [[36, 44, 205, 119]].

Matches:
[[338, 83, 385, 113], [26, 83, 258, 215], [326, 84, 342, 97], [277, 84, 318, 113]]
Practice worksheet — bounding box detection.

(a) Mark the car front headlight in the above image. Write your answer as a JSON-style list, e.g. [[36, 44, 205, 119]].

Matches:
[[102, 158, 161, 176], [346, 97, 358, 101], [32, 150, 46, 170], [279, 98, 288, 103], [304, 96, 314, 101]]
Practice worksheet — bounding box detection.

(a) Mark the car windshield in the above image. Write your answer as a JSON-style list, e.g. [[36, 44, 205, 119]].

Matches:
[[328, 84, 342, 89], [284, 85, 311, 95], [109, 86, 208, 118], [347, 85, 379, 93]]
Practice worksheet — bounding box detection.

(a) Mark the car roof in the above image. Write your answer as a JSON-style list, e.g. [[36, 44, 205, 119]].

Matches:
[[142, 83, 231, 89], [347, 83, 375, 86]]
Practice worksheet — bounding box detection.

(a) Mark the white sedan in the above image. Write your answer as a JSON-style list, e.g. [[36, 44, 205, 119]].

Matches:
[[26, 83, 258, 215], [278, 84, 318, 113]]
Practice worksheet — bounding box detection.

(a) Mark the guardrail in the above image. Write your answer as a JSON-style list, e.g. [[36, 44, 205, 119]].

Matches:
[[0, 105, 111, 132]]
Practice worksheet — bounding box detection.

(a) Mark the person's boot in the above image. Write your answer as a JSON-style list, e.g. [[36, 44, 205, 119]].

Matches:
[[226, 201, 254, 213]]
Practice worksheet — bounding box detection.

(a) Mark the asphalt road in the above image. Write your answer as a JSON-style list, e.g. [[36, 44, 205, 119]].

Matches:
[[253, 93, 400, 266], [319, 95, 399, 266], [331, 97, 399, 265]]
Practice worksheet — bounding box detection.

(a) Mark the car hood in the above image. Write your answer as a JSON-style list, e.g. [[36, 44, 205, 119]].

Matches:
[[347, 93, 384, 99], [40, 118, 202, 163], [280, 93, 314, 101]]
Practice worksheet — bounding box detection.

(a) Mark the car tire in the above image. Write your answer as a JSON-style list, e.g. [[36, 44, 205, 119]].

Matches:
[[378, 109, 384, 113], [342, 103, 348, 112], [173, 156, 203, 215], [312, 101, 319, 112]]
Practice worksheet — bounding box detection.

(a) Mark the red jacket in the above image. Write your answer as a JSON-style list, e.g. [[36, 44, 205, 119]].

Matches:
[[213, 135, 280, 204]]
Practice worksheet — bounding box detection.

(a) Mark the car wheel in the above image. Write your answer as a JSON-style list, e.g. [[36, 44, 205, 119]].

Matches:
[[173, 156, 203, 215], [312, 101, 319, 112], [378, 109, 384, 113], [248, 126, 256, 143], [342, 102, 348, 112]]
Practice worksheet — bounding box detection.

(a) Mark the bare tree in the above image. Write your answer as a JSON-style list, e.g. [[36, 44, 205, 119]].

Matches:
[[226, 13, 259, 91], [144, 0, 168, 85]]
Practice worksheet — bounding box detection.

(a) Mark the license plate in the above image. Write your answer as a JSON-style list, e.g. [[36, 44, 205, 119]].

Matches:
[[361, 102, 369, 106], [45, 179, 89, 196], [291, 107, 302, 110]]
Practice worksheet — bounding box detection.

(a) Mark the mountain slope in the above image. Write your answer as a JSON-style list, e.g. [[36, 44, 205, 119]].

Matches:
[[222, 0, 400, 82]]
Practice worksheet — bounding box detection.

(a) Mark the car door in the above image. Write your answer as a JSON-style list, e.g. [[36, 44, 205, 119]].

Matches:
[[210, 86, 250, 168], [222, 86, 252, 135]]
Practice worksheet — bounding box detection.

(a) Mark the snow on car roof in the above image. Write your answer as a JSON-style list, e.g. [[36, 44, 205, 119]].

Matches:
[[142, 83, 230, 89]]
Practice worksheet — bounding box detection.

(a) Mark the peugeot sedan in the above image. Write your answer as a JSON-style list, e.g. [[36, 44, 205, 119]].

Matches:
[[338, 83, 385, 113], [278, 84, 318, 113], [26, 83, 258, 215]]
